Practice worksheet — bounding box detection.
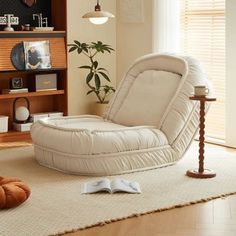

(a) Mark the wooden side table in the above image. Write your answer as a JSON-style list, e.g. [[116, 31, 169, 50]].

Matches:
[[186, 96, 216, 178]]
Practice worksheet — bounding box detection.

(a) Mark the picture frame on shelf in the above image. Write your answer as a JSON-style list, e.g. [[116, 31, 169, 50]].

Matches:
[[24, 40, 52, 70]]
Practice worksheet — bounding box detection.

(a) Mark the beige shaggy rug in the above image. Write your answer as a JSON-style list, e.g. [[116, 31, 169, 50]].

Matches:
[[0, 144, 236, 236]]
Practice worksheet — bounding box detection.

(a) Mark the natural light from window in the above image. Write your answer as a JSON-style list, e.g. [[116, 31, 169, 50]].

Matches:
[[180, 0, 225, 142]]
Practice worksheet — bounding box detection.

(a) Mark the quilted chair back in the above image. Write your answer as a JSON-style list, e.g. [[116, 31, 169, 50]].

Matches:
[[104, 54, 211, 152]]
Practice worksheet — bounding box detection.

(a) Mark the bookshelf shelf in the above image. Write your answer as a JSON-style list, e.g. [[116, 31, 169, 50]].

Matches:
[[0, 90, 65, 100], [0, 131, 31, 143], [0, 31, 66, 38]]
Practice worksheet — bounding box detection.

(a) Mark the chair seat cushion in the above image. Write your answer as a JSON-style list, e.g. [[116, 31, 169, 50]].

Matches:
[[31, 115, 177, 175], [31, 115, 168, 155]]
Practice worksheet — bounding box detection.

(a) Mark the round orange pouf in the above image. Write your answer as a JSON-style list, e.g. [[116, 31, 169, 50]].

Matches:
[[0, 176, 31, 209]]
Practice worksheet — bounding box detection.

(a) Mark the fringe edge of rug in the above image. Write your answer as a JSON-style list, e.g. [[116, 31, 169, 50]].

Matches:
[[51, 191, 236, 236]]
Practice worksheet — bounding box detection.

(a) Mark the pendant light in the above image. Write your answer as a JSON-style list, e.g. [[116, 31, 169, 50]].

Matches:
[[82, 0, 115, 25]]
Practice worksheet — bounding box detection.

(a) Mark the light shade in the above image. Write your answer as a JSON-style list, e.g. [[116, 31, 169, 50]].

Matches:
[[15, 106, 29, 122], [89, 17, 108, 25], [82, 0, 115, 25]]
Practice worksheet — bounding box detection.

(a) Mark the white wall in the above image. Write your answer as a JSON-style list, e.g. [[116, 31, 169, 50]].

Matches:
[[67, 0, 116, 115], [226, 0, 236, 147], [116, 0, 154, 83]]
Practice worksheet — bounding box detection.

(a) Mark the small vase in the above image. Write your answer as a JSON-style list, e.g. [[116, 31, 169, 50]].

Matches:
[[93, 102, 109, 117]]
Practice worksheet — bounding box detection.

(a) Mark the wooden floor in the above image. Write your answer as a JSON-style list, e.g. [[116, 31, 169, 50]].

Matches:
[[66, 144, 236, 236]]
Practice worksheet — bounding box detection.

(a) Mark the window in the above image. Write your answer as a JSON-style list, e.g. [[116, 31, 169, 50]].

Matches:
[[180, 0, 225, 141]]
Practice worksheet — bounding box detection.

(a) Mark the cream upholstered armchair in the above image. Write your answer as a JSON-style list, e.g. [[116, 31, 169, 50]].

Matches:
[[31, 54, 211, 176]]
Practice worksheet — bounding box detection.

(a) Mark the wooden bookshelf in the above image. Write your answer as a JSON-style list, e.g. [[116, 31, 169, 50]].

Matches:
[[0, 0, 68, 142]]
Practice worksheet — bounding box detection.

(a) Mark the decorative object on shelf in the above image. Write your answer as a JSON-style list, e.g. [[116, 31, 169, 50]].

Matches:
[[33, 27, 54, 31], [22, 0, 37, 8], [30, 73, 57, 91], [0, 176, 31, 209], [186, 96, 217, 178], [10, 77, 23, 89], [0, 116, 8, 133], [13, 122, 33, 132], [68, 41, 115, 104], [33, 13, 48, 28], [0, 14, 19, 31], [13, 97, 30, 124], [21, 24, 31, 31], [82, 0, 115, 25], [30, 111, 63, 123], [24, 40, 51, 70], [30, 113, 48, 123], [11, 42, 26, 70], [48, 112, 63, 118]]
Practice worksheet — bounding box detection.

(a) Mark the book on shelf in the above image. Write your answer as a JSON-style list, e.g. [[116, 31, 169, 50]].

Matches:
[[2, 88, 29, 94], [81, 178, 141, 194]]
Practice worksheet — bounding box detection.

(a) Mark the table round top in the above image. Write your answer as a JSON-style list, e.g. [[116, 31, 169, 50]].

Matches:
[[189, 96, 216, 102]]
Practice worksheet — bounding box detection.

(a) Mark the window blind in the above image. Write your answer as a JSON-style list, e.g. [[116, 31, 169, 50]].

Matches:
[[180, 0, 225, 140]]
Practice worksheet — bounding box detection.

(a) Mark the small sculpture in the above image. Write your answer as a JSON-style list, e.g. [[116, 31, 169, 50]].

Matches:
[[0, 14, 19, 31], [33, 13, 48, 28]]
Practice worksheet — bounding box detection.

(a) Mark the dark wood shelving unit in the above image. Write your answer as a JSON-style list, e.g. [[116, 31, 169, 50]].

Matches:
[[0, 0, 68, 142]]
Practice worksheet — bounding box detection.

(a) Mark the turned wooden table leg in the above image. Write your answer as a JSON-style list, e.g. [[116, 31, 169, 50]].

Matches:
[[186, 96, 216, 179], [199, 100, 205, 173]]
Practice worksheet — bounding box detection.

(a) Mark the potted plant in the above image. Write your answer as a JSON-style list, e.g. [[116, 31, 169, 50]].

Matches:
[[68, 40, 115, 116]]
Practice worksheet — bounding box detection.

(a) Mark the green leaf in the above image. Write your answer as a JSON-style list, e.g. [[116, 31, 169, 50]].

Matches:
[[82, 47, 89, 53], [93, 61, 98, 69], [104, 87, 109, 94], [79, 65, 92, 69], [95, 74, 101, 90], [104, 49, 111, 53], [81, 43, 88, 48], [74, 40, 81, 46], [69, 46, 77, 52], [87, 90, 95, 95], [99, 71, 111, 82], [98, 67, 108, 72], [77, 48, 83, 54], [86, 72, 94, 84]]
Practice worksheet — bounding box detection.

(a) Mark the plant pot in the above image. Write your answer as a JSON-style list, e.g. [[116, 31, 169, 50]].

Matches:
[[93, 102, 109, 117]]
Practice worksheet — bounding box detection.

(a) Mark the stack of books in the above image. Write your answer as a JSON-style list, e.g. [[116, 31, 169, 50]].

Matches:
[[2, 88, 29, 94]]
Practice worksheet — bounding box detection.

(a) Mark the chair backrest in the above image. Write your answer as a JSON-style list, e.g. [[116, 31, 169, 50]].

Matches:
[[104, 54, 211, 145]]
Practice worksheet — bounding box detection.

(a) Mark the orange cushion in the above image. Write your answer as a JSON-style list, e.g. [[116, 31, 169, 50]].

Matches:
[[0, 176, 31, 209]]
